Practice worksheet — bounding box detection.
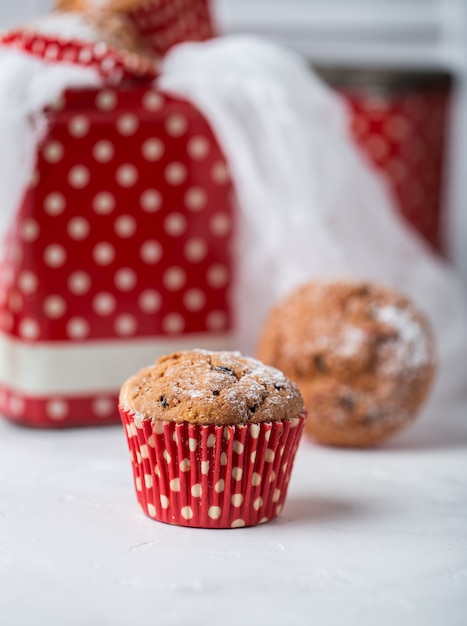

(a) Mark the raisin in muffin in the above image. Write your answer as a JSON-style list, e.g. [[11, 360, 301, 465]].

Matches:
[[257, 280, 436, 447], [119, 349, 306, 528]]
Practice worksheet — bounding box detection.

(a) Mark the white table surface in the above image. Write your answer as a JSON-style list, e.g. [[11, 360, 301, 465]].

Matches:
[[1, 390, 466, 626]]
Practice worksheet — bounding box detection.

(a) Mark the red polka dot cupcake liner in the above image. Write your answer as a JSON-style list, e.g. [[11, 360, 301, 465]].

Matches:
[[119, 407, 306, 528]]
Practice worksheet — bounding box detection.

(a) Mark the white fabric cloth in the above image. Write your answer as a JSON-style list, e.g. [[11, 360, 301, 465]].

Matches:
[[0, 34, 466, 401], [0, 12, 105, 240], [0, 47, 100, 239], [159, 36, 467, 399]]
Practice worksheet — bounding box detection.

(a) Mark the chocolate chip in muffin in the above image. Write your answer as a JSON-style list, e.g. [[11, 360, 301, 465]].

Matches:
[[119, 349, 305, 426]]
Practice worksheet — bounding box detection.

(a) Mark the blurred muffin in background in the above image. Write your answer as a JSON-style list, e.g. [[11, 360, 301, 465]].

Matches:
[[257, 279, 437, 447], [54, 0, 153, 55]]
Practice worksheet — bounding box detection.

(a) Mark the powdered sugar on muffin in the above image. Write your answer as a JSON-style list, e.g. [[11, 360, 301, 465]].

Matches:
[[119, 349, 305, 425], [119, 349, 306, 528], [257, 279, 436, 447]]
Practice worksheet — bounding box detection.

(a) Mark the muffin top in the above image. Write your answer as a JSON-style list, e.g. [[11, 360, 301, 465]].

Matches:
[[119, 350, 305, 425], [257, 280, 436, 384]]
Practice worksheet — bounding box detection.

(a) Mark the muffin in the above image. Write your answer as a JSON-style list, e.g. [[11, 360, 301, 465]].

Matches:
[[119, 349, 306, 528], [257, 280, 436, 447], [54, 0, 153, 56]]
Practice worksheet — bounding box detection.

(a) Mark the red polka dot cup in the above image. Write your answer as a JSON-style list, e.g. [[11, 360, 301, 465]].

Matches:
[[119, 407, 306, 529]]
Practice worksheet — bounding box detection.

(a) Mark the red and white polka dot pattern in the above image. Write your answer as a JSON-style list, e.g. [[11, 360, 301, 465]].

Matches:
[[127, 0, 214, 57], [0, 86, 233, 344], [339, 83, 450, 253], [0, 81, 234, 427], [0, 0, 215, 76], [0, 30, 159, 84], [0, 388, 119, 428], [120, 407, 306, 528]]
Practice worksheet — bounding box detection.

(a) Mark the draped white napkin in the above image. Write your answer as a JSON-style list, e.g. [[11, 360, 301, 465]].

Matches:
[[159, 36, 467, 399], [0, 48, 100, 239], [0, 33, 466, 401]]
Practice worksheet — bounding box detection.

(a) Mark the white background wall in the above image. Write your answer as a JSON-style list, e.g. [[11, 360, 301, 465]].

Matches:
[[0, 0, 53, 28]]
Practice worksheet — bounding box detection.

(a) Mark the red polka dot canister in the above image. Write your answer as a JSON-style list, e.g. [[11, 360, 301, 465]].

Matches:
[[321, 68, 452, 254], [0, 86, 235, 427], [0, 3, 235, 428]]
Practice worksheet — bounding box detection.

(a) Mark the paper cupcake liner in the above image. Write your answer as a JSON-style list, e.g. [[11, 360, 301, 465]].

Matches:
[[119, 406, 306, 528]]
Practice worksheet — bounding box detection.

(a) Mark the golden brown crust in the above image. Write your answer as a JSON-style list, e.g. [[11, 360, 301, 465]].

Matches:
[[54, 1, 145, 13], [54, 1, 155, 56], [119, 350, 305, 425], [256, 280, 437, 446]]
